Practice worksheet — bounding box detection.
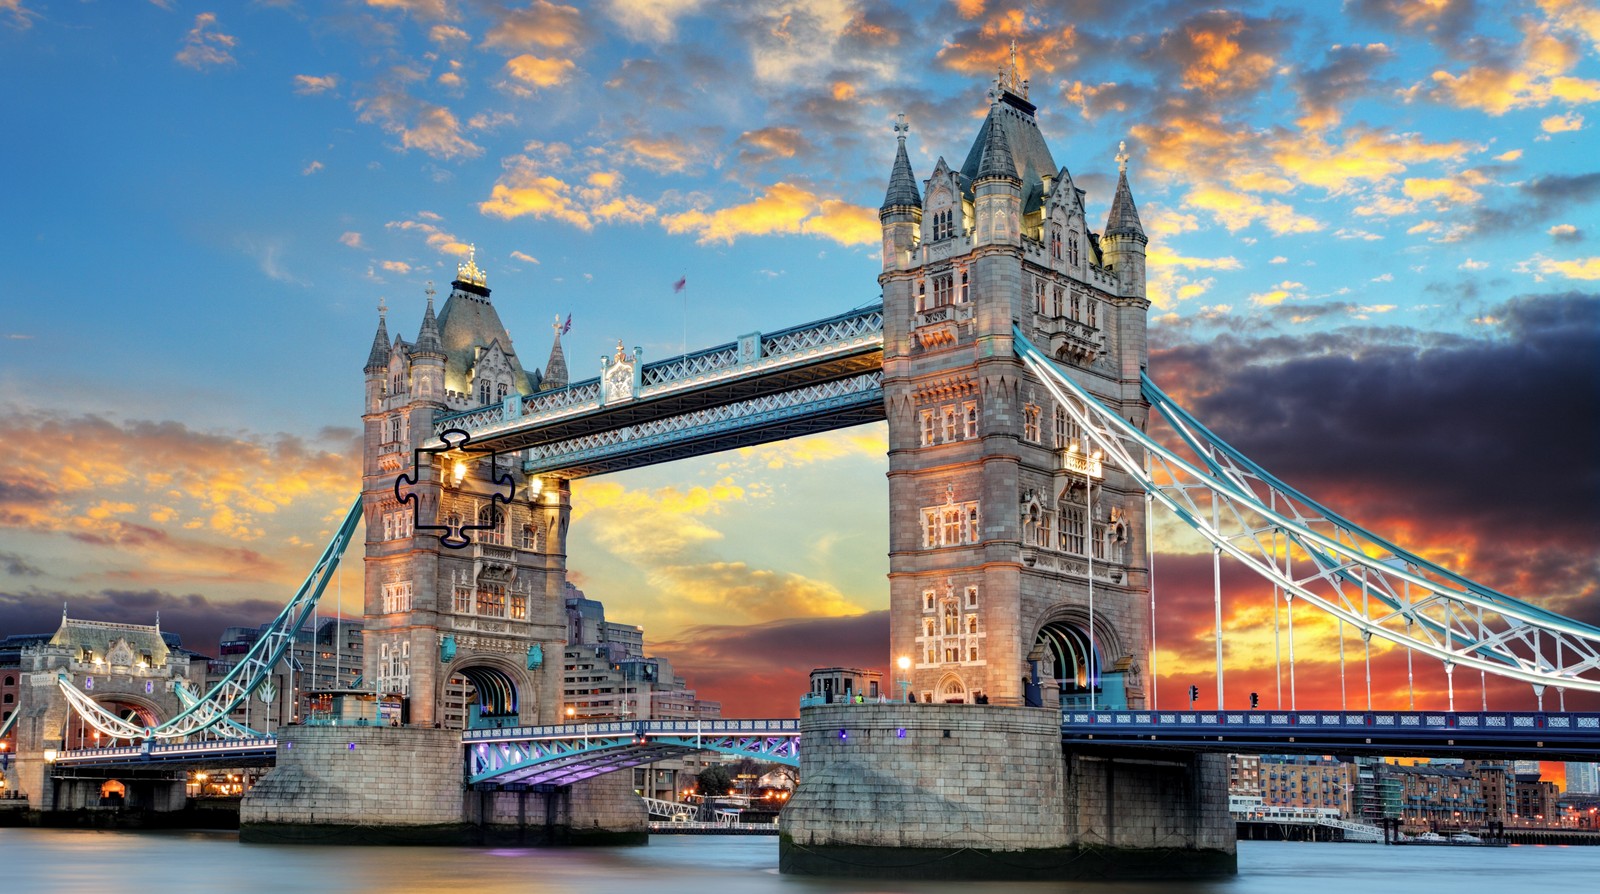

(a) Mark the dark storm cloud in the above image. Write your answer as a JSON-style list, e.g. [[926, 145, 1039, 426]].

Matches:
[[1463, 172, 1600, 238], [0, 552, 43, 577], [1293, 42, 1397, 129], [1347, 0, 1480, 42], [1151, 292, 1599, 598], [0, 588, 287, 657]]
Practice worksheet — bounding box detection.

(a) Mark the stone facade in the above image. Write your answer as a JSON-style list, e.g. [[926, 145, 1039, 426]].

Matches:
[[781, 703, 1234, 879], [362, 254, 569, 730], [0, 617, 196, 808], [881, 75, 1151, 708], [240, 724, 645, 844]]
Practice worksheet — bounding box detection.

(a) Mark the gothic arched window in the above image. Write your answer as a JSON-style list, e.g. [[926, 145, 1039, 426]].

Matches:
[[478, 378, 491, 404]]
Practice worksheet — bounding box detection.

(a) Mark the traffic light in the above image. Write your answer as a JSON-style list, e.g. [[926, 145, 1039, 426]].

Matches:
[[1250, 691, 1259, 709], [1188, 684, 1199, 706]]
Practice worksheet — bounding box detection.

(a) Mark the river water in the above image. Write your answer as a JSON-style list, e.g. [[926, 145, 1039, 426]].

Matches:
[[0, 830, 1592, 893]]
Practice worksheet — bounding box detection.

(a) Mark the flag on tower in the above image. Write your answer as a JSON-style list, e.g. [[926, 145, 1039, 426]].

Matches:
[[561, 313, 572, 335], [673, 276, 687, 293]]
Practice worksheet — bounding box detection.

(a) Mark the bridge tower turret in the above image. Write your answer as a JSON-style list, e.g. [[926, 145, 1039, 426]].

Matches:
[[880, 73, 1152, 710], [879, 114, 922, 273], [360, 255, 566, 730]]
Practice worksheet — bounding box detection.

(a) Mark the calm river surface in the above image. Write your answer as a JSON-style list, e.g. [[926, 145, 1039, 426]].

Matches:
[[1, 830, 1593, 894]]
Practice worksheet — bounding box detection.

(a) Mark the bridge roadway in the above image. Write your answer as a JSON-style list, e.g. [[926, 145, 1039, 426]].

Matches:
[[1063, 709, 1600, 760], [43, 709, 1600, 778]]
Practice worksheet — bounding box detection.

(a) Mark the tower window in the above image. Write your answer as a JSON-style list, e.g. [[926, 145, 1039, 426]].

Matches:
[[479, 379, 491, 404], [1069, 234, 1080, 266], [1052, 286, 1064, 317], [1051, 227, 1062, 261], [920, 409, 936, 447], [958, 268, 969, 304], [1087, 298, 1098, 328], [1034, 279, 1047, 315], [963, 401, 979, 439], [942, 406, 958, 443], [933, 273, 953, 307], [1023, 404, 1042, 443], [933, 208, 954, 241]]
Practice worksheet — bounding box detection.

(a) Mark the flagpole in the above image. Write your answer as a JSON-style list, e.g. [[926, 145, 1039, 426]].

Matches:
[[681, 275, 687, 357]]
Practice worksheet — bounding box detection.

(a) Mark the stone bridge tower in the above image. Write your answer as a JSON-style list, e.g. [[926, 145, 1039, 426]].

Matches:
[[880, 76, 1152, 708], [362, 252, 570, 729]]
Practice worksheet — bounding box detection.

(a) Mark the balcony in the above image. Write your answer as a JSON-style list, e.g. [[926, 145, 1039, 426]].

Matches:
[[1060, 447, 1104, 479], [1036, 315, 1104, 364], [914, 303, 973, 349]]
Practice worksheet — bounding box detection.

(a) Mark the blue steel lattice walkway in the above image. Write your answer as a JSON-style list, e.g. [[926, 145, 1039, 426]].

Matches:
[[1063, 710, 1600, 760], [464, 719, 799, 786]]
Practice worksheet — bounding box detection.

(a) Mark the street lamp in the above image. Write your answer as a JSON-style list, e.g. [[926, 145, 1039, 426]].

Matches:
[[896, 656, 911, 702]]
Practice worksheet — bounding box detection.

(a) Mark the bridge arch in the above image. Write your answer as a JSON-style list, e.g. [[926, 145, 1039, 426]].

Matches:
[[935, 673, 968, 704], [1031, 610, 1123, 705], [441, 655, 530, 730], [44, 689, 170, 749]]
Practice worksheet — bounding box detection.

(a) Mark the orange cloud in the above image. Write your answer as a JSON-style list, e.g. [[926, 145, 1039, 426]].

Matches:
[[661, 183, 876, 246], [1174, 11, 1278, 96], [481, 0, 586, 51], [1184, 186, 1323, 234], [175, 13, 236, 71], [1541, 111, 1585, 132], [1525, 254, 1600, 279], [622, 135, 698, 174], [937, 9, 1079, 78], [356, 92, 482, 160], [387, 216, 472, 256], [367, 0, 457, 21], [1418, 19, 1600, 114], [0, 412, 355, 585], [503, 54, 575, 90], [293, 74, 338, 95]]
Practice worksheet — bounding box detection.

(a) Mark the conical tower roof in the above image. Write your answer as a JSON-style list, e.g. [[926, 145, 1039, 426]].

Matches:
[[414, 291, 445, 359], [974, 107, 1018, 183], [880, 116, 922, 213], [364, 303, 391, 372], [542, 319, 569, 391], [1104, 146, 1145, 238]]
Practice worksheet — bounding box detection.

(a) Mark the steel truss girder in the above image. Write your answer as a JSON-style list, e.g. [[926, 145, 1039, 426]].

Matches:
[[1013, 327, 1600, 694], [432, 306, 886, 453], [464, 720, 800, 786], [523, 371, 885, 478], [57, 498, 363, 741]]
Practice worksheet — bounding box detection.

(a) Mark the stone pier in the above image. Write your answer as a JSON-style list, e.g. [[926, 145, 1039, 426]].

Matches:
[[240, 724, 645, 845], [780, 704, 1234, 880]]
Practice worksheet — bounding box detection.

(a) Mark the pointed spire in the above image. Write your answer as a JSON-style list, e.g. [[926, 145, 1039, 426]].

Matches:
[[542, 315, 569, 391], [364, 298, 391, 372], [974, 111, 1017, 183], [1105, 141, 1145, 238], [880, 113, 922, 213], [414, 282, 446, 359]]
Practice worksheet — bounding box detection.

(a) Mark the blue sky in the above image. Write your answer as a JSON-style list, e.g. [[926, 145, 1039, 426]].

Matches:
[[1, 0, 1596, 716]]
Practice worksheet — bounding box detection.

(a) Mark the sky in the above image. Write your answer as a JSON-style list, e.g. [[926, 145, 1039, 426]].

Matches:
[[0, 1, 1597, 739]]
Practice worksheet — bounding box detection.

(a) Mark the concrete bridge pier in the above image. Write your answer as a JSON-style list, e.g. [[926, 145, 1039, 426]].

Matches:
[[240, 725, 644, 845], [780, 704, 1234, 880]]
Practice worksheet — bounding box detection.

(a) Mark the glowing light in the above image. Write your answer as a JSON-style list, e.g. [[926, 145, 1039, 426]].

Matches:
[[897, 656, 910, 671], [452, 460, 468, 485]]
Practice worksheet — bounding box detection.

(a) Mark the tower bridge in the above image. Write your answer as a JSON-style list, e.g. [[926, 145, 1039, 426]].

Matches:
[[4, 71, 1598, 878]]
